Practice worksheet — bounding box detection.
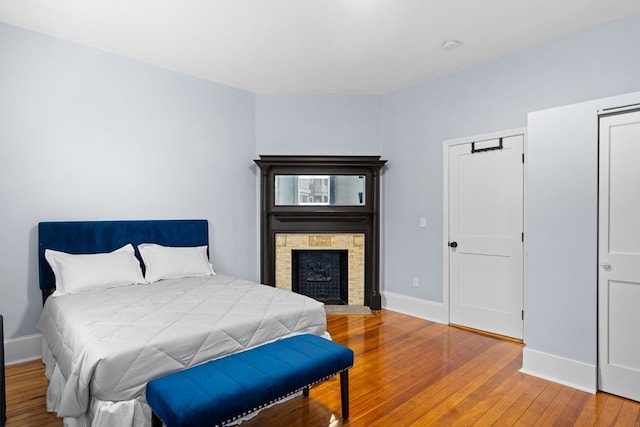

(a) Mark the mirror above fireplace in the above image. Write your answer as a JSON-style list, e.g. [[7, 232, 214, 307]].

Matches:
[[275, 175, 366, 206]]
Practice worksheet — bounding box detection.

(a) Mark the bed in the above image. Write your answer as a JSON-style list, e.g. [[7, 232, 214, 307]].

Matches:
[[36, 220, 328, 427]]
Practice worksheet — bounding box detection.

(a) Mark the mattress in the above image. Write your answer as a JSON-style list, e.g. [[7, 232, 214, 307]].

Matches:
[[38, 274, 328, 427]]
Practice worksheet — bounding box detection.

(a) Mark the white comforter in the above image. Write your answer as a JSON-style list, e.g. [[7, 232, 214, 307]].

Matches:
[[38, 274, 328, 427]]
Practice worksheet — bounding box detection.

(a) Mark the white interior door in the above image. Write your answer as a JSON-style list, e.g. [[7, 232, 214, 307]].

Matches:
[[598, 108, 640, 402], [448, 134, 524, 339]]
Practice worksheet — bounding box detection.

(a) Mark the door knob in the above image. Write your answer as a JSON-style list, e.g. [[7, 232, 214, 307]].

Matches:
[[600, 261, 612, 271], [449, 241, 458, 248]]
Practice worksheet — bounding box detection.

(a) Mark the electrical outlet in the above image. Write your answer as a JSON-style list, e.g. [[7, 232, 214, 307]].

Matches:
[[412, 277, 419, 288], [419, 217, 427, 228]]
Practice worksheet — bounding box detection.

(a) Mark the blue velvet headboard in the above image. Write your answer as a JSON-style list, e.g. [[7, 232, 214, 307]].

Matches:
[[38, 219, 209, 303]]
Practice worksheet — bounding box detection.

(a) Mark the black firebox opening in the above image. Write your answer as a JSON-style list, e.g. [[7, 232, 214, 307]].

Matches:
[[292, 250, 348, 305]]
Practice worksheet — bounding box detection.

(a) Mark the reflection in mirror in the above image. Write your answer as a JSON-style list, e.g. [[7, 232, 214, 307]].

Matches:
[[275, 175, 365, 206]]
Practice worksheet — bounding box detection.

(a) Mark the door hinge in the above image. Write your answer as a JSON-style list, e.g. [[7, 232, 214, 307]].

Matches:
[[522, 153, 525, 163], [521, 232, 524, 242], [522, 310, 524, 320]]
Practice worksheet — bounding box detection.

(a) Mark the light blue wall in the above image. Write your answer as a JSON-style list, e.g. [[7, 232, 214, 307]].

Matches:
[[527, 91, 640, 365], [255, 94, 382, 155], [0, 23, 257, 338], [381, 12, 640, 313]]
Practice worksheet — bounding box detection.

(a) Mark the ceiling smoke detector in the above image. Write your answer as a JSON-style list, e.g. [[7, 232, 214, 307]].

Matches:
[[442, 40, 461, 51]]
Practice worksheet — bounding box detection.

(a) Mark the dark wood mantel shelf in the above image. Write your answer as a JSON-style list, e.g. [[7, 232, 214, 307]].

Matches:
[[254, 155, 387, 310]]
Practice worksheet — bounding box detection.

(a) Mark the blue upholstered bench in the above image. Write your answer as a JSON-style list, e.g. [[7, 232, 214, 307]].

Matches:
[[146, 334, 354, 427]]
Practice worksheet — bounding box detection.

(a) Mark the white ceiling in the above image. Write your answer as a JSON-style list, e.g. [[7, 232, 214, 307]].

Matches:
[[2, 1, 640, 94]]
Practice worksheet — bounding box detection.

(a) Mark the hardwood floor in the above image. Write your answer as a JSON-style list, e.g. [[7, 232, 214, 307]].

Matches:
[[5, 310, 639, 426]]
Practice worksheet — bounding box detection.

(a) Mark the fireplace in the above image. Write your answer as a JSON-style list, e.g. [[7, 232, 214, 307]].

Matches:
[[255, 155, 386, 309], [292, 250, 348, 305]]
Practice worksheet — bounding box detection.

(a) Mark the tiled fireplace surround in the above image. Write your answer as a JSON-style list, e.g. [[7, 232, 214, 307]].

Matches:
[[275, 233, 365, 306]]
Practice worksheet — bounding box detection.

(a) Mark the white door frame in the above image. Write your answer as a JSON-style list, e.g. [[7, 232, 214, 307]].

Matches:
[[442, 127, 528, 327]]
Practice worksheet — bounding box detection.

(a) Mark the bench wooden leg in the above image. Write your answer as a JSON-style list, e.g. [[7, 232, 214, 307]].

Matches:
[[151, 411, 163, 427], [340, 370, 349, 419]]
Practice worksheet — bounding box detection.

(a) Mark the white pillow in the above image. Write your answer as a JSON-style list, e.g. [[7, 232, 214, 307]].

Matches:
[[45, 244, 145, 297], [138, 244, 215, 283]]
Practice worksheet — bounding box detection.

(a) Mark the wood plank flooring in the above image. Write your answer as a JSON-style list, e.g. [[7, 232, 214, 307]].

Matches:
[[4, 309, 639, 426]]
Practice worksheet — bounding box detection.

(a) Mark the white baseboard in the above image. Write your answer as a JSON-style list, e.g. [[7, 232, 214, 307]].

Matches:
[[521, 347, 597, 394], [381, 291, 445, 323], [4, 333, 42, 365]]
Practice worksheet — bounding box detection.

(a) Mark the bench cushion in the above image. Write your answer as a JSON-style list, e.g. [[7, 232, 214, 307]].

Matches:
[[146, 334, 354, 427]]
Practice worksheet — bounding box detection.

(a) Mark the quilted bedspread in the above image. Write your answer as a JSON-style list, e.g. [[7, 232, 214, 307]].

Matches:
[[37, 274, 327, 426]]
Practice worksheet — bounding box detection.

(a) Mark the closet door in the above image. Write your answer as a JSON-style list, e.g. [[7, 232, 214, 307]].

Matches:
[[598, 108, 640, 402], [448, 134, 524, 339]]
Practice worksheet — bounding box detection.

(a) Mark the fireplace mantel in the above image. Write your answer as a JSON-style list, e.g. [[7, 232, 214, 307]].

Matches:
[[254, 155, 387, 309]]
